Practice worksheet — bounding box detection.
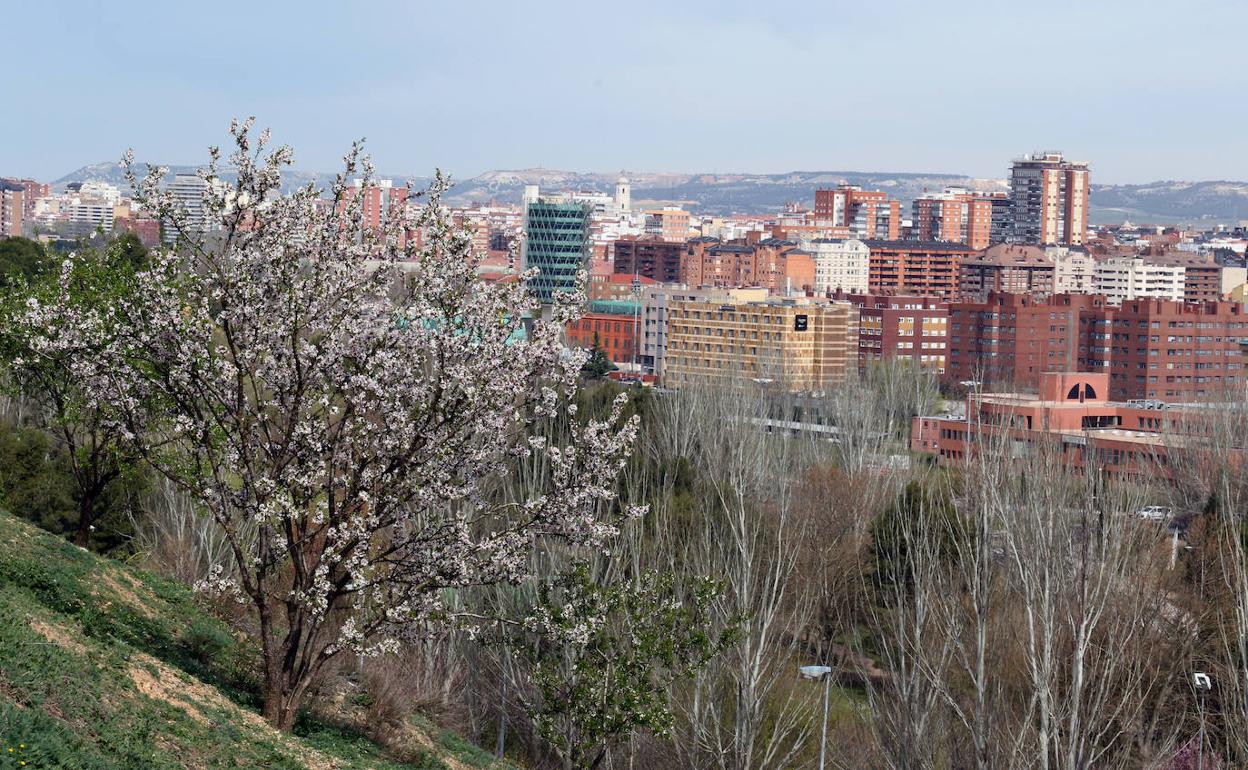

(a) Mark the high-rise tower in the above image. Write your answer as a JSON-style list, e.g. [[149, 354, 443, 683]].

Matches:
[[1008, 152, 1089, 246]]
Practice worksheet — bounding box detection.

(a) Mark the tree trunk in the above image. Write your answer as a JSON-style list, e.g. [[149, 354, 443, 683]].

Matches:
[[262, 684, 301, 732], [74, 489, 98, 548]]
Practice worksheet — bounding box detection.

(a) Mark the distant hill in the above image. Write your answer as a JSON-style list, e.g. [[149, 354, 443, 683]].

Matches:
[[1089, 180, 1248, 225], [55, 162, 1248, 224]]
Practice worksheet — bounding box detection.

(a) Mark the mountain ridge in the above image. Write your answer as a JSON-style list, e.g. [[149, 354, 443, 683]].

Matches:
[[52, 162, 1248, 224]]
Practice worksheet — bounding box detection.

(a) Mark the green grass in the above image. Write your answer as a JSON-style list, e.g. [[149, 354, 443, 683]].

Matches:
[[0, 511, 508, 769]]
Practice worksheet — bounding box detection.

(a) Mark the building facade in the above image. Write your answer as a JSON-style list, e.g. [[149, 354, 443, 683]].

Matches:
[[911, 188, 1001, 250], [612, 237, 684, 283], [958, 244, 1056, 300], [523, 193, 593, 304], [834, 292, 948, 373], [802, 238, 870, 294], [1009, 151, 1089, 246], [663, 298, 858, 391], [864, 240, 976, 297], [1093, 257, 1186, 303], [814, 185, 901, 240], [0, 182, 23, 237], [911, 372, 1191, 480], [681, 238, 815, 293], [945, 293, 1248, 401]]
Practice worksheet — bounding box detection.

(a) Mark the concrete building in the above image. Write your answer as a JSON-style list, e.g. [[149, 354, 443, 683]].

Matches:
[[1052, 247, 1096, 294], [644, 208, 691, 242], [834, 291, 948, 373], [802, 238, 870, 294], [814, 185, 901, 240], [1093, 257, 1186, 303], [1009, 151, 1089, 246], [663, 297, 859, 391], [0, 181, 23, 237], [864, 240, 976, 297], [163, 173, 211, 244], [522, 190, 593, 304]]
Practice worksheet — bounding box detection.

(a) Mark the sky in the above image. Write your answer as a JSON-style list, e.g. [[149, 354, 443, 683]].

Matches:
[[3, 0, 1247, 184]]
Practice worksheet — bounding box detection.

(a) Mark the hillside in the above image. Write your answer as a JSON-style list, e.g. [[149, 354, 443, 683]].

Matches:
[[0, 511, 509, 769], [56, 162, 1248, 223]]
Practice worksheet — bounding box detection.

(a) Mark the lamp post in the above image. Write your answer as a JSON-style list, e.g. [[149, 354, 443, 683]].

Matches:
[[1192, 672, 1213, 770], [799, 664, 833, 770]]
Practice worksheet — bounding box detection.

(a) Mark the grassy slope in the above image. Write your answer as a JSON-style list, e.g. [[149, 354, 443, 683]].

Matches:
[[0, 511, 509, 770]]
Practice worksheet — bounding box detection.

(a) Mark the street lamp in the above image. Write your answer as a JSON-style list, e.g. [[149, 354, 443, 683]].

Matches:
[[799, 664, 833, 770], [1193, 672, 1213, 770]]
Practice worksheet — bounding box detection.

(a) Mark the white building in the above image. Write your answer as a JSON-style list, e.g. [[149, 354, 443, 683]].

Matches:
[[78, 180, 121, 206], [1050, 247, 1095, 294], [801, 238, 870, 294], [163, 174, 212, 244], [1093, 257, 1186, 303]]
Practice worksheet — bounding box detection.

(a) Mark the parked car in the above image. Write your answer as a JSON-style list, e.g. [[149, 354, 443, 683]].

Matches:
[[1135, 505, 1172, 522]]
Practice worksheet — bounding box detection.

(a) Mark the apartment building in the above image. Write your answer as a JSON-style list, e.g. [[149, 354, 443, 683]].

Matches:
[[801, 238, 870, 294], [643, 208, 691, 242], [663, 297, 858, 391], [1009, 151, 1089, 246], [911, 188, 1003, 249], [814, 185, 901, 240], [864, 240, 976, 297], [945, 293, 1248, 401], [612, 236, 684, 283], [0, 182, 23, 237], [681, 237, 815, 293], [1093, 257, 1186, 303], [958, 244, 1055, 300], [833, 291, 948, 373]]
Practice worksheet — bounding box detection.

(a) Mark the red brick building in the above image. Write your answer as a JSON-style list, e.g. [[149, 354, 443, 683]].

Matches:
[[613, 237, 684, 283], [958, 244, 1055, 300], [911, 371, 1191, 480], [946, 293, 1248, 401], [833, 291, 949, 373], [911, 189, 1001, 250], [681, 238, 815, 293], [1078, 297, 1248, 401], [814, 186, 901, 240], [565, 308, 639, 364], [864, 240, 977, 297], [946, 293, 1102, 389]]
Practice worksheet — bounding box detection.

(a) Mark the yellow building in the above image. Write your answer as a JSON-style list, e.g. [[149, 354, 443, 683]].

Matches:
[[663, 298, 859, 391]]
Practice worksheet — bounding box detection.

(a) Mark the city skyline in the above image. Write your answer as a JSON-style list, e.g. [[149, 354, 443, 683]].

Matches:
[[3, 0, 1247, 184]]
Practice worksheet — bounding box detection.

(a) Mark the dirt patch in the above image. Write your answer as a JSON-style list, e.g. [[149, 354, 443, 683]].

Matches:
[[126, 653, 338, 768], [95, 571, 158, 618], [30, 619, 88, 655]]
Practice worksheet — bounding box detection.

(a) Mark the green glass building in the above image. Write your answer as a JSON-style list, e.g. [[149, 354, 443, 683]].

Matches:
[[523, 196, 592, 304]]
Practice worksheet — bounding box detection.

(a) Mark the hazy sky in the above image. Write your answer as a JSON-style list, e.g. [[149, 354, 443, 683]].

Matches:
[[4, 0, 1246, 184]]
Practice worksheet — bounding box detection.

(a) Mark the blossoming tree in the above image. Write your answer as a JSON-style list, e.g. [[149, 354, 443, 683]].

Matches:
[[29, 120, 639, 730]]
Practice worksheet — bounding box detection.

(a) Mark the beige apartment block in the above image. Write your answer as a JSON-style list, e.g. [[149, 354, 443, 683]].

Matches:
[[663, 298, 859, 391]]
